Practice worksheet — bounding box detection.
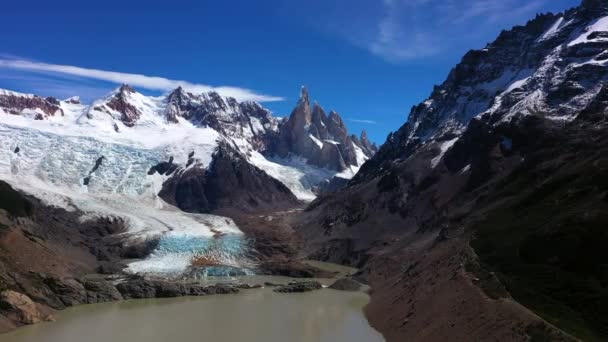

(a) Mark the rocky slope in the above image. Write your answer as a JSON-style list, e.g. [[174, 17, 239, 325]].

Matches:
[[157, 143, 299, 213], [295, 1, 608, 341], [0, 89, 64, 120], [356, 0, 608, 182]]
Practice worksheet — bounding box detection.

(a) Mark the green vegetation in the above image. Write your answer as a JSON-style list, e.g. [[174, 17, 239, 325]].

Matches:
[[471, 166, 608, 342]]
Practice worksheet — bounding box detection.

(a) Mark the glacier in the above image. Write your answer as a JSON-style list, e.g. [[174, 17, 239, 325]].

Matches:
[[0, 85, 369, 276], [0, 117, 256, 276]]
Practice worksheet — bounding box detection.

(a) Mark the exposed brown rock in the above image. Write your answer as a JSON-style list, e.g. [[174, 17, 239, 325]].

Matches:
[[105, 84, 141, 127], [0, 291, 54, 325], [0, 92, 63, 119]]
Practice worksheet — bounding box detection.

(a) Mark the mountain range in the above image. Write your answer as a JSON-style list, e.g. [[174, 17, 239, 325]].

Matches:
[[297, 1, 608, 340], [1, 0, 607, 341], [0, 84, 376, 204]]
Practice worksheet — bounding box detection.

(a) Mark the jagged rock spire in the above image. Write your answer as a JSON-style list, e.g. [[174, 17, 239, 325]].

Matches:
[[299, 86, 309, 105], [118, 84, 135, 94]]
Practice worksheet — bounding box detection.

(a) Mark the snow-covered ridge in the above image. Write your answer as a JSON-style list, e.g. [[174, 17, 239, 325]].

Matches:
[[369, 4, 608, 172], [1, 85, 374, 199], [0, 84, 370, 275], [0, 88, 36, 98]]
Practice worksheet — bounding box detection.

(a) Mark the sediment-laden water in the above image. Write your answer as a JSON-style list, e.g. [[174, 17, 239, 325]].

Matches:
[[1, 286, 384, 342]]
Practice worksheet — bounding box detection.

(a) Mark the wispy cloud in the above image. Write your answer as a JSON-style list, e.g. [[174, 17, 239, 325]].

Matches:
[[327, 0, 557, 62], [369, 0, 552, 62], [349, 118, 377, 124], [0, 58, 284, 102]]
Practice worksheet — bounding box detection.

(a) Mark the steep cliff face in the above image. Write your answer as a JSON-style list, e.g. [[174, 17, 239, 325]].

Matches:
[[356, 2, 608, 182], [295, 2, 608, 341], [157, 143, 298, 213], [273, 87, 376, 172]]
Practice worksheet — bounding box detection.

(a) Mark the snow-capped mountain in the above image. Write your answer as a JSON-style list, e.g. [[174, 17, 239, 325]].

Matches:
[[358, 0, 608, 180], [296, 2, 608, 340], [273, 87, 377, 172], [0, 85, 375, 198], [0, 84, 374, 275]]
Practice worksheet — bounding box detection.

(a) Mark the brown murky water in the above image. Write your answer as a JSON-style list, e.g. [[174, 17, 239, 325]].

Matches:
[[1, 262, 384, 342]]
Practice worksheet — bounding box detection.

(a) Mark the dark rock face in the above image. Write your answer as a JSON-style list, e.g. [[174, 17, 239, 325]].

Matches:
[[258, 261, 336, 279], [356, 4, 608, 183], [271, 87, 376, 171], [273, 281, 322, 293], [358, 130, 378, 157], [295, 2, 608, 341], [0, 90, 64, 119], [115, 277, 239, 299], [0, 181, 32, 217], [147, 156, 178, 176], [328, 278, 362, 291], [159, 143, 299, 213], [83, 156, 106, 186]]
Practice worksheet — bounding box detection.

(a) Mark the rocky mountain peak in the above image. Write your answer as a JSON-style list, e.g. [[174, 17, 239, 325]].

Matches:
[[167, 86, 187, 100], [0, 89, 64, 119], [357, 0, 608, 181], [118, 84, 135, 95], [299, 86, 309, 104], [103, 85, 141, 127], [273, 88, 375, 172], [360, 130, 369, 140], [63, 96, 81, 105]]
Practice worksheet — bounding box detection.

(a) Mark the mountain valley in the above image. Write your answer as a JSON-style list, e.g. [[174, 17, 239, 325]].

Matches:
[[1, 1, 608, 341]]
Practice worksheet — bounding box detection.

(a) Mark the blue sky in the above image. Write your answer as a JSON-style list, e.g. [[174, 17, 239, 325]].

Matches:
[[0, 0, 579, 143]]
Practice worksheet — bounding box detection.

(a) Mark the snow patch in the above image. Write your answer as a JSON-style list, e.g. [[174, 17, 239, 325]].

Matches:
[[309, 134, 323, 149], [538, 17, 565, 41], [568, 16, 608, 46], [431, 138, 459, 168]]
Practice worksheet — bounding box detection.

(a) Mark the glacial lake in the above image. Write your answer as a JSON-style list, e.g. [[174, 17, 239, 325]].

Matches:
[[1, 262, 383, 342], [1, 286, 383, 342]]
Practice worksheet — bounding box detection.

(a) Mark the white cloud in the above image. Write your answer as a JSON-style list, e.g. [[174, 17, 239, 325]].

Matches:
[[0, 58, 283, 102], [349, 118, 377, 124], [365, 0, 550, 62]]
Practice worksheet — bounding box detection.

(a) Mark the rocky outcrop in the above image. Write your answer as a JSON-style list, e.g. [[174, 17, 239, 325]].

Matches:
[[258, 260, 336, 278], [272, 87, 375, 171], [328, 278, 362, 291], [356, 3, 608, 183], [273, 281, 322, 293], [103, 84, 141, 127], [159, 143, 299, 213], [115, 277, 239, 299], [0, 89, 63, 119], [358, 130, 378, 156], [0, 291, 54, 325], [164, 87, 280, 150]]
